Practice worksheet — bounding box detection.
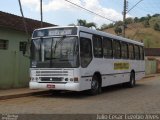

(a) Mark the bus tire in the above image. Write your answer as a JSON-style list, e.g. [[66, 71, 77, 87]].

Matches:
[[89, 75, 101, 95], [126, 72, 135, 88]]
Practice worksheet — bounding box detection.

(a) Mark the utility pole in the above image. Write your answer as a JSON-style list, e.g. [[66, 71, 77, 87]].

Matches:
[[123, 0, 127, 37], [40, 0, 43, 27], [18, 0, 29, 40]]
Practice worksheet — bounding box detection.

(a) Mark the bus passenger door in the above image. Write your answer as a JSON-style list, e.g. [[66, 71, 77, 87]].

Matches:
[[79, 32, 93, 90]]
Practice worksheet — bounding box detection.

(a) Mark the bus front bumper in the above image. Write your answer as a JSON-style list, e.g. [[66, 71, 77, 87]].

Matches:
[[29, 82, 80, 91]]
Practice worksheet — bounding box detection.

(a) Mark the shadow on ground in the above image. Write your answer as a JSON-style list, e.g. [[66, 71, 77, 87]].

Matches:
[[36, 83, 145, 99]]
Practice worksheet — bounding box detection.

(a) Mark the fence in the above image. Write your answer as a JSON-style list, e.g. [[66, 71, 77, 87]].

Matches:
[[145, 59, 157, 75]]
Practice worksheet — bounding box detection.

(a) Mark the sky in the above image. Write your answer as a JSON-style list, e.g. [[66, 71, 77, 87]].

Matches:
[[0, 0, 159, 27]]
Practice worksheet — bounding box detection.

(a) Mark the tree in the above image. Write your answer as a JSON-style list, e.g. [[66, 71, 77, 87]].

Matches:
[[100, 24, 108, 30], [108, 23, 114, 28], [139, 17, 147, 22], [143, 20, 150, 28], [114, 26, 122, 35], [152, 14, 160, 17], [77, 19, 87, 26], [147, 14, 151, 20], [134, 17, 139, 23], [125, 17, 134, 24], [154, 23, 160, 31], [114, 21, 123, 26], [77, 19, 97, 28], [149, 17, 160, 29], [100, 23, 114, 30], [85, 22, 97, 28]]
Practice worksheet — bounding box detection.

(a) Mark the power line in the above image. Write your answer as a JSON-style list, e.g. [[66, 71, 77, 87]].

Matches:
[[127, 0, 143, 13], [65, 0, 138, 35], [65, 0, 116, 23], [128, 0, 160, 16]]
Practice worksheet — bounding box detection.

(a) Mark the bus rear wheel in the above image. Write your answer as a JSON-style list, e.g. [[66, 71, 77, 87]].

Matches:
[[89, 75, 101, 95], [126, 72, 135, 88]]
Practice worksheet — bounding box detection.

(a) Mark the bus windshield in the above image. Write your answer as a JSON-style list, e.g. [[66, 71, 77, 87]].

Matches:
[[31, 36, 79, 68]]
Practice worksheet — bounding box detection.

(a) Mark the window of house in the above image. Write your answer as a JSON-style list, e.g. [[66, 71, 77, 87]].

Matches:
[[103, 37, 113, 58], [113, 40, 121, 59], [0, 39, 8, 50], [93, 35, 103, 58], [121, 42, 128, 59], [19, 42, 27, 51]]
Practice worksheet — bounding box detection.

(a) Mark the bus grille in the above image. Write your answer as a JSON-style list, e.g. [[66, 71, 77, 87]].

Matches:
[[36, 70, 69, 77], [40, 77, 62, 82]]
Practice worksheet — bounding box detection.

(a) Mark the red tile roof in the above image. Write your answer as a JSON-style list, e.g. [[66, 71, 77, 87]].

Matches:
[[0, 11, 56, 33]]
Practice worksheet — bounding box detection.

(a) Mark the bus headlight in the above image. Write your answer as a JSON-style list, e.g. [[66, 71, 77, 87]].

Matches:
[[31, 77, 39, 82], [30, 77, 34, 81], [65, 78, 68, 81]]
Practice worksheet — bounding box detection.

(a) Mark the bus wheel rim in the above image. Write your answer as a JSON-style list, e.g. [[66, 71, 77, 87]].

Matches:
[[91, 80, 98, 90]]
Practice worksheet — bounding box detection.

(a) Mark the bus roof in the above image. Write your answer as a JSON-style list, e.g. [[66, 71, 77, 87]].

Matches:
[[34, 26, 144, 46]]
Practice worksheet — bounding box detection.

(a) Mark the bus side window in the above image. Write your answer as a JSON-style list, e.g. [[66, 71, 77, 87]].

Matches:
[[134, 45, 140, 60], [113, 40, 121, 59], [93, 35, 103, 58], [103, 37, 113, 58], [80, 37, 92, 68], [140, 46, 144, 60], [129, 44, 135, 60], [121, 42, 128, 59]]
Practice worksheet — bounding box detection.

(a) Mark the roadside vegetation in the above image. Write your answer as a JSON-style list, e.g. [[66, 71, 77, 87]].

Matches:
[[101, 14, 160, 48], [69, 14, 160, 48]]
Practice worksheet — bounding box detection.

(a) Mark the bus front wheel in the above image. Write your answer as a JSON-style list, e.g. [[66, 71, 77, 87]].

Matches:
[[89, 75, 101, 95]]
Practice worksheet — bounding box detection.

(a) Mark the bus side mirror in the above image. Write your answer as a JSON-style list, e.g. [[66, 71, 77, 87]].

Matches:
[[20, 41, 27, 55]]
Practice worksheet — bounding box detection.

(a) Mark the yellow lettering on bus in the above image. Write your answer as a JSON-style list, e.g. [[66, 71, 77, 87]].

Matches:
[[114, 62, 130, 70]]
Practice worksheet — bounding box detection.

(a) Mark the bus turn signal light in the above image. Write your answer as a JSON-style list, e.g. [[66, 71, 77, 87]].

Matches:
[[74, 77, 79, 82]]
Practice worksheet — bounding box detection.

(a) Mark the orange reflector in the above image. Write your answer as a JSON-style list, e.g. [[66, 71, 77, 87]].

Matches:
[[74, 77, 78, 82]]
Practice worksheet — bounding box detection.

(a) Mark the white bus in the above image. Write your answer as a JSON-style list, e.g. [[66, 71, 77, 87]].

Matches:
[[29, 26, 145, 95]]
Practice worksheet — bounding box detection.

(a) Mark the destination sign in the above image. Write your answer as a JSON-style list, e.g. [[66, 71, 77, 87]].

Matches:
[[48, 29, 72, 36], [33, 27, 77, 38]]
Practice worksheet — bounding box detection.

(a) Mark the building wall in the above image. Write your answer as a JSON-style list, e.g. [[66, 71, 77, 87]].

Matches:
[[0, 27, 30, 89]]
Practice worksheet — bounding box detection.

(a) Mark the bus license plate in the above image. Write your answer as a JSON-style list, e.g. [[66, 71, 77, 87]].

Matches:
[[47, 84, 55, 88]]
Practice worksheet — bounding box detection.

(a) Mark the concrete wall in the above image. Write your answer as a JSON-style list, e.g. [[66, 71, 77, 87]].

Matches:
[[0, 27, 30, 89]]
